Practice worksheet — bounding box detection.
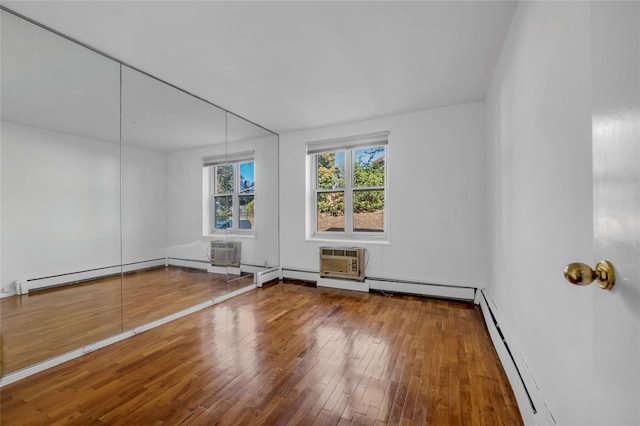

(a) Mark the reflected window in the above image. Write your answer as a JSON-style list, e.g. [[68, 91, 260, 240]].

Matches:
[[203, 152, 255, 234], [307, 133, 388, 239]]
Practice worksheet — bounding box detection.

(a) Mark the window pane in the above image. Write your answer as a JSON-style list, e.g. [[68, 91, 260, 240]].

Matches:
[[239, 194, 254, 229], [239, 162, 255, 194], [353, 189, 384, 232], [216, 164, 234, 193], [353, 146, 385, 187], [316, 151, 345, 189], [214, 195, 233, 229], [317, 191, 344, 232]]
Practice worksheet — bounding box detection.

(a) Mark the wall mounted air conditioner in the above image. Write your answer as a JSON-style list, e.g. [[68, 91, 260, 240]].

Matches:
[[319, 247, 365, 282], [210, 241, 241, 267]]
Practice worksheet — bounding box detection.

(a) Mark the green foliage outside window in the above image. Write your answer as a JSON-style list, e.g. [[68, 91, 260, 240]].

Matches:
[[353, 147, 384, 212], [215, 196, 232, 224], [354, 189, 384, 213], [318, 192, 345, 216], [216, 165, 234, 193], [317, 147, 385, 215], [317, 152, 344, 190], [245, 199, 255, 214]]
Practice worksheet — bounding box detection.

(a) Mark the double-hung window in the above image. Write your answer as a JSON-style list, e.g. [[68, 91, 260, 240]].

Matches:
[[203, 151, 255, 235], [307, 131, 388, 239]]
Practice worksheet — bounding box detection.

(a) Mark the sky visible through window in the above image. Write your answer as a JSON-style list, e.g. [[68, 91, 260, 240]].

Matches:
[[240, 162, 255, 193], [354, 147, 384, 166]]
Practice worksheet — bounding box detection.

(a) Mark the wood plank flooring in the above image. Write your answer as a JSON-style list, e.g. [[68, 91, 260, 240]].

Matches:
[[0, 266, 254, 373], [0, 281, 523, 425]]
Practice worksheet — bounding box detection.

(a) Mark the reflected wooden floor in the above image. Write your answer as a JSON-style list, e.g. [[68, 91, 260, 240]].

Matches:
[[0, 266, 254, 373], [1, 282, 523, 425], [122, 267, 254, 330]]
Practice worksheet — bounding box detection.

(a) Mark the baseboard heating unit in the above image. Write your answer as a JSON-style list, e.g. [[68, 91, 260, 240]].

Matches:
[[166, 257, 210, 270], [479, 289, 556, 425], [366, 277, 476, 302], [13, 258, 166, 295]]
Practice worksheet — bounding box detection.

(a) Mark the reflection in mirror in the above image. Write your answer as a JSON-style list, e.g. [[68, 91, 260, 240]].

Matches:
[[0, 10, 122, 374], [121, 66, 234, 329], [0, 8, 280, 379], [223, 113, 279, 287]]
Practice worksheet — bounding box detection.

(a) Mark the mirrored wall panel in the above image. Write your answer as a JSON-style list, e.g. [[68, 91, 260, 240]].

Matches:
[[1, 10, 122, 373], [0, 8, 279, 378], [224, 113, 280, 283], [120, 66, 232, 329], [120, 66, 280, 328]]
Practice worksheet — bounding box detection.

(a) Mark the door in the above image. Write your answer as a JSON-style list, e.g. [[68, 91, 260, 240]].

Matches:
[[590, 2, 640, 424]]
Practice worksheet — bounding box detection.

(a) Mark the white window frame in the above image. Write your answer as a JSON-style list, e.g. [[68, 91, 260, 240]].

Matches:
[[307, 132, 389, 241], [202, 151, 255, 236]]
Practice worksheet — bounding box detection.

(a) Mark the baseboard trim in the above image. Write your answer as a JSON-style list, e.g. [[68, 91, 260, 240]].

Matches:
[[479, 289, 556, 426], [167, 257, 210, 270], [367, 277, 475, 301], [256, 267, 281, 287], [11, 259, 168, 295], [281, 268, 477, 301], [318, 276, 368, 292], [281, 267, 318, 283]]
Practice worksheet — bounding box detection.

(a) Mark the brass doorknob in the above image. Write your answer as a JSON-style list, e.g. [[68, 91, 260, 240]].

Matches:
[[563, 260, 615, 290]]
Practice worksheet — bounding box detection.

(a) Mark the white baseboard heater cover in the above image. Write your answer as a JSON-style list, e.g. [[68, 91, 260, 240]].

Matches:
[[479, 289, 556, 426], [256, 267, 281, 287], [318, 276, 369, 292], [15, 259, 166, 295], [367, 278, 475, 302]]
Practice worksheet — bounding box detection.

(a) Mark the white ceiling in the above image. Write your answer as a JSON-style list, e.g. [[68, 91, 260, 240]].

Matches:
[[2, 1, 517, 135]]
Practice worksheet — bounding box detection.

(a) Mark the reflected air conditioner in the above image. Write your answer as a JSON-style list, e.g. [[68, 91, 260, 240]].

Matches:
[[210, 240, 241, 267], [319, 247, 365, 282]]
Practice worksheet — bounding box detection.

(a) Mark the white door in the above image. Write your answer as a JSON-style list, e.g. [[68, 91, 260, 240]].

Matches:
[[590, 2, 640, 424]]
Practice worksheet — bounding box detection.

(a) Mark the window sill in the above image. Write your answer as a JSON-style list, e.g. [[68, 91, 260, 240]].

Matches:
[[203, 232, 255, 239], [307, 234, 389, 245]]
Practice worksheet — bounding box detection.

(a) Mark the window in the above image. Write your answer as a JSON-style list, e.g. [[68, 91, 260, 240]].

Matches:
[[203, 151, 255, 234], [308, 132, 388, 239]]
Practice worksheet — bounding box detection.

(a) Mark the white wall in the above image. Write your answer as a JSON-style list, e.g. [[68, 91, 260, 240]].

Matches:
[[486, 2, 639, 424], [279, 103, 485, 287], [1, 121, 121, 287], [166, 136, 279, 267], [121, 144, 168, 264], [0, 121, 171, 290]]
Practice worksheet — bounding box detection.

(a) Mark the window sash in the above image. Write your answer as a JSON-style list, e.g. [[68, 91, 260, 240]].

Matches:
[[205, 158, 255, 234], [312, 144, 387, 237]]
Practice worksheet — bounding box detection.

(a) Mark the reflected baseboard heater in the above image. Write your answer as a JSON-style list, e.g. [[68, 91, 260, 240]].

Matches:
[[12, 259, 166, 295], [319, 247, 365, 282], [210, 241, 241, 267]]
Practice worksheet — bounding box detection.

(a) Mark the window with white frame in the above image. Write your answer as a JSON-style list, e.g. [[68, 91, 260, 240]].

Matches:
[[307, 132, 388, 239], [203, 151, 255, 234]]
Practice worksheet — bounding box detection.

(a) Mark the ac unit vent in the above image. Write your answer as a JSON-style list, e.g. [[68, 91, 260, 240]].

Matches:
[[210, 240, 241, 267], [319, 247, 365, 282]]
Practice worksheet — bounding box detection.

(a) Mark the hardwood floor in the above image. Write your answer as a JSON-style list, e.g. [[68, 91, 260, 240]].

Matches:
[[0, 266, 254, 373], [0, 281, 523, 425]]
